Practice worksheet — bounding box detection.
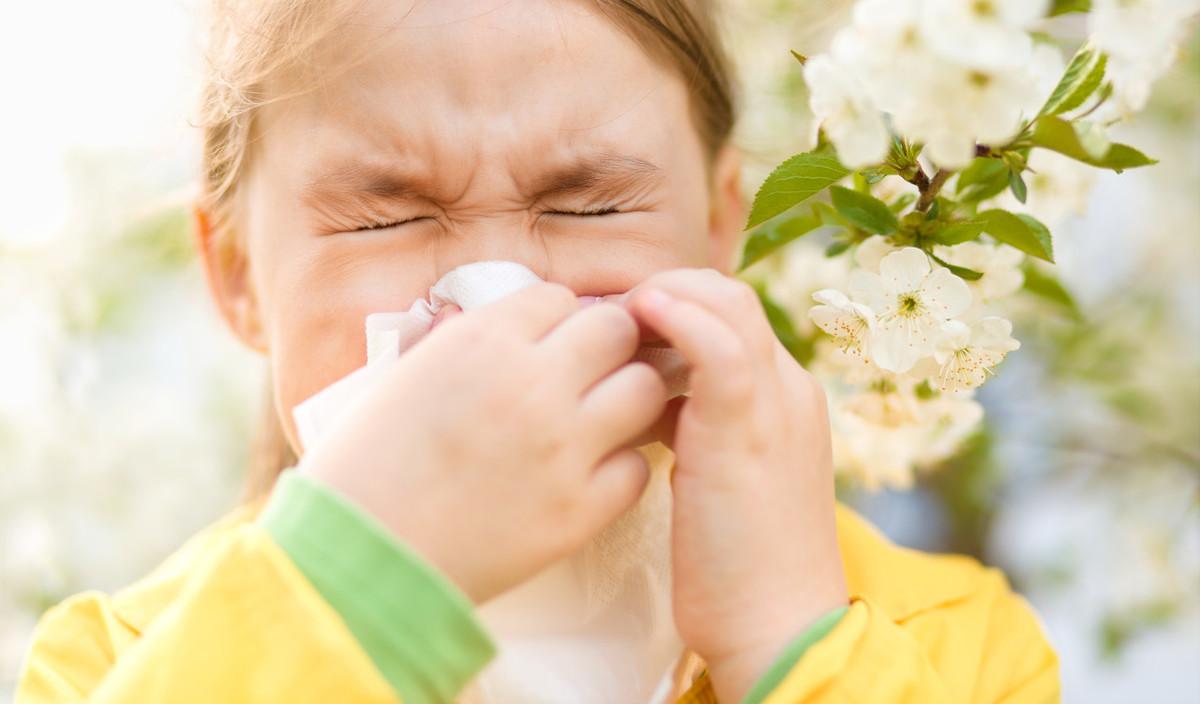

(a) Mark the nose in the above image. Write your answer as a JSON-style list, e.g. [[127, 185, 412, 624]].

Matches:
[[427, 220, 638, 316], [431, 211, 552, 270]]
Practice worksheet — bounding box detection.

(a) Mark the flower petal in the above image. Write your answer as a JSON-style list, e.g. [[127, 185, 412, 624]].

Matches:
[[879, 247, 932, 292], [849, 269, 890, 312], [934, 319, 971, 363], [812, 288, 851, 307], [871, 318, 931, 373], [973, 316, 1021, 352], [920, 267, 973, 319]]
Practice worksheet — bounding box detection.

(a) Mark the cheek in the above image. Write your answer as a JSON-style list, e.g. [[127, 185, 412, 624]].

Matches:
[[541, 214, 707, 294], [259, 235, 431, 442]]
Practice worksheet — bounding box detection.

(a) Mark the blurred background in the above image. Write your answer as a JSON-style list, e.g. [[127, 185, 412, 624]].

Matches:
[[1, 1, 1196, 701]]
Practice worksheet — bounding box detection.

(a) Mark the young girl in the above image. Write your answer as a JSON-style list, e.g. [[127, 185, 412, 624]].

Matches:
[[16, 0, 1059, 702]]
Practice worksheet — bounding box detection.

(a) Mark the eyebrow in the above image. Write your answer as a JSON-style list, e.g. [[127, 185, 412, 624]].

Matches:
[[300, 151, 664, 206], [527, 152, 664, 202]]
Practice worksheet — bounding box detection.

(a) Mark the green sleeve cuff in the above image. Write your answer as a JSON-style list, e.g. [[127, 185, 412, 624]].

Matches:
[[741, 605, 849, 704], [258, 467, 497, 704]]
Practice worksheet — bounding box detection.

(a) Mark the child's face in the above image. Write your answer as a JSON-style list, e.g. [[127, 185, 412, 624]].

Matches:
[[196, 0, 745, 453]]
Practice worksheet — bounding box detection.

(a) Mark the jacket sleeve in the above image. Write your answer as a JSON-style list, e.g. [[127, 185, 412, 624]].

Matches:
[[15, 469, 497, 704], [759, 568, 1060, 703]]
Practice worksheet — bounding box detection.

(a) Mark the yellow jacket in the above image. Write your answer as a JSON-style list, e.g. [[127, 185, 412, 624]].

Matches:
[[16, 470, 1059, 703]]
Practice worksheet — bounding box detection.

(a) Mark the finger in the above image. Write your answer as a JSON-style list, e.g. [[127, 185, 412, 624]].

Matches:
[[600, 292, 668, 346], [583, 447, 651, 534], [576, 361, 668, 458], [624, 269, 776, 359], [469, 281, 580, 340], [629, 290, 758, 415], [538, 303, 641, 394], [626, 395, 685, 449]]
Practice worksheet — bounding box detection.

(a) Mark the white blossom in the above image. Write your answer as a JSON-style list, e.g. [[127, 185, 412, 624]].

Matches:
[[848, 247, 973, 373], [910, 395, 986, 467], [920, 0, 1049, 70], [765, 241, 853, 334], [933, 241, 1025, 302], [832, 420, 924, 490], [831, 0, 930, 113], [1089, 0, 1200, 116], [832, 387, 925, 490], [830, 382, 984, 490], [894, 60, 1040, 168], [804, 54, 891, 167], [933, 317, 1021, 391], [810, 289, 876, 362], [811, 337, 886, 386]]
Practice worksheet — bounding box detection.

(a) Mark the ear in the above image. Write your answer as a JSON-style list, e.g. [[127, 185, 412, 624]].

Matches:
[[706, 141, 747, 276], [192, 202, 268, 354]]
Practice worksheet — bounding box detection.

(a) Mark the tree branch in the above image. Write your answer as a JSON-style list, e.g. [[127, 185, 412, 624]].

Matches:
[[916, 169, 952, 211]]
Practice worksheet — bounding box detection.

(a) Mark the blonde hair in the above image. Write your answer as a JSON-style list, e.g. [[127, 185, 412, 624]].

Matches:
[[196, 0, 740, 501]]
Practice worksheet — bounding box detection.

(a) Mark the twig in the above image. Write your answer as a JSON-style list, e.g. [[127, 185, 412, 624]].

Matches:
[[916, 169, 952, 211]]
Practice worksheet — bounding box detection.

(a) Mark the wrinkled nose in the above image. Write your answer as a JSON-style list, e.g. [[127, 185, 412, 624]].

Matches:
[[432, 215, 551, 280]]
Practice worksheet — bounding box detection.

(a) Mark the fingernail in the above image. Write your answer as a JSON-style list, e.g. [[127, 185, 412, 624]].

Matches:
[[642, 289, 673, 310], [578, 295, 602, 307]]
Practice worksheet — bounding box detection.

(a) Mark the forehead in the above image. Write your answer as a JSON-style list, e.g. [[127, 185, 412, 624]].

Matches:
[[254, 0, 692, 189]]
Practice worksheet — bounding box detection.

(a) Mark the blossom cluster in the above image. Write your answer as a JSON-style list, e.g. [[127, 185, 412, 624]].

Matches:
[[804, 0, 1197, 170], [770, 233, 1026, 490], [742, 0, 1196, 489]]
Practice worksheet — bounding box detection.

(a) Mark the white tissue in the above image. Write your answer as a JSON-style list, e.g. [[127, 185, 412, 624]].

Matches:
[[290, 260, 693, 703], [292, 260, 690, 455]]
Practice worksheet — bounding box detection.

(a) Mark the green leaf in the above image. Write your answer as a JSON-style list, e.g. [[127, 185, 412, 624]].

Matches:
[[737, 211, 822, 271], [829, 185, 899, 235], [745, 149, 851, 229], [930, 252, 984, 281], [932, 218, 987, 245], [811, 201, 844, 228], [977, 209, 1055, 262], [1049, 0, 1091, 15], [889, 192, 917, 213], [1039, 45, 1107, 116], [1016, 214, 1053, 258], [825, 240, 852, 258], [752, 283, 814, 365], [1022, 262, 1081, 319], [1008, 169, 1028, 204], [1030, 116, 1157, 172], [860, 164, 896, 184], [956, 157, 1011, 203]]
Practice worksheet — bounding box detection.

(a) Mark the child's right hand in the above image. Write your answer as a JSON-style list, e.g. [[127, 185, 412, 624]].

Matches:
[[299, 282, 669, 604]]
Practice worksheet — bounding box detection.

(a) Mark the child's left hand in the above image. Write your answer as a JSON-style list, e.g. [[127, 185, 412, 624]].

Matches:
[[622, 268, 849, 703]]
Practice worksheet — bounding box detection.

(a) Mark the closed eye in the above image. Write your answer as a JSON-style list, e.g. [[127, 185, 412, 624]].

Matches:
[[352, 216, 430, 232], [351, 206, 622, 232], [545, 206, 622, 217]]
